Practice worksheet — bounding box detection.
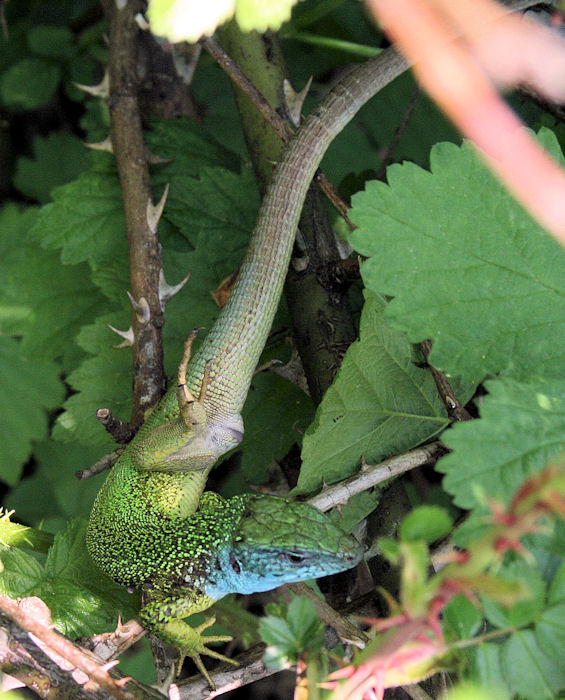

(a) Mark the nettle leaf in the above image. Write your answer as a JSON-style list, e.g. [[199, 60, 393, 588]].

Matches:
[[296, 291, 450, 495], [0, 338, 64, 486], [147, 117, 239, 178], [241, 370, 313, 483], [349, 129, 565, 386], [6, 440, 109, 525], [52, 313, 133, 445], [0, 520, 139, 637], [0, 58, 60, 110], [31, 168, 127, 265], [437, 377, 565, 509], [158, 165, 260, 249], [14, 132, 90, 203]]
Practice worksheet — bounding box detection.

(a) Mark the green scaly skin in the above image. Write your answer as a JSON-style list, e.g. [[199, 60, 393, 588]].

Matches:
[[86, 49, 406, 685]]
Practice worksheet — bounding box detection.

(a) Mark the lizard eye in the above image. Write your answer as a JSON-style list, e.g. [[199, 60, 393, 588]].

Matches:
[[279, 552, 309, 565]]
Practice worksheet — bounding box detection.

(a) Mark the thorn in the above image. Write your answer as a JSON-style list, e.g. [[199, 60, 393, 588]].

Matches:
[[100, 659, 120, 672], [146, 149, 171, 165], [283, 76, 313, 128], [115, 676, 133, 688], [159, 269, 190, 310], [107, 324, 134, 348], [84, 137, 113, 153], [360, 457, 372, 472], [146, 184, 169, 234], [74, 71, 109, 98], [126, 292, 151, 323], [135, 13, 149, 30]]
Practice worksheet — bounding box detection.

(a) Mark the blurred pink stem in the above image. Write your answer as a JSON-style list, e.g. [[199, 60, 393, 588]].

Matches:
[[367, 0, 565, 246]]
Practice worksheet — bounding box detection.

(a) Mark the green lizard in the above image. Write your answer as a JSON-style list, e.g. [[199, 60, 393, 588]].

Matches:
[[87, 48, 407, 685]]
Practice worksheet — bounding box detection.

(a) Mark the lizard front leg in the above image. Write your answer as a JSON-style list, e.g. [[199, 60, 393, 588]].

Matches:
[[140, 593, 236, 689]]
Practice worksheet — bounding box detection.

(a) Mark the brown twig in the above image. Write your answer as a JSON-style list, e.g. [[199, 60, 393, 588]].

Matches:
[[95, 408, 137, 444], [419, 340, 472, 422], [0, 596, 161, 699], [102, 0, 167, 425], [75, 448, 124, 481], [201, 36, 354, 228], [308, 442, 447, 512], [375, 84, 421, 180]]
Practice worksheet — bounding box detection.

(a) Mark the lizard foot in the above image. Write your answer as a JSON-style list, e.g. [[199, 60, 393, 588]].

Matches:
[[177, 617, 238, 688]]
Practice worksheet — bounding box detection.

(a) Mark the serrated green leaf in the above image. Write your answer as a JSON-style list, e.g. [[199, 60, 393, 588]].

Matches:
[[157, 165, 260, 249], [442, 594, 482, 641], [287, 596, 323, 650], [260, 615, 295, 649], [0, 548, 44, 595], [241, 370, 313, 483], [259, 595, 323, 665], [0, 338, 64, 485], [437, 377, 565, 509], [330, 490, 381, 533], [14, 133, 90, 203], [0, 58, 60, 109], [0, 205, 38, 336], [481, 561, 545, 629], [468, 643, 509, 700], [501, 629, 565, 699], [31, 169, 126, 265], [53, 343, 132, 445], [5, 440, 108, 523], [296, 291, 450, 495], [0, 520, 139, 638], [27, 26, 73, 58], [536, 602, 565, 663], [349, 130, 565, 385], [147, 117, 239, 179], [400, 505, 452, 543], [11, 248, 111, 365]]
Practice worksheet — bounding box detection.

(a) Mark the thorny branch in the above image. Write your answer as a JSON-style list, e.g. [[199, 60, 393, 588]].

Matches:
[[102, 0, 166, 425]]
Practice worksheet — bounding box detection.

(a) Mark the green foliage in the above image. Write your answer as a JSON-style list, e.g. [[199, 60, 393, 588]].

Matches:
[[260, 595, 324, 668], [438, 378, 565, 509], [14, 133, 90, 204], [349, 131, 565, 385], [0, 58, 60, 110], [0, 337, 64, 485], [1, 1, 564, 696], [0, 519, 139, 637], [296, 291, 453, 494], [399, 505, 452, 543]]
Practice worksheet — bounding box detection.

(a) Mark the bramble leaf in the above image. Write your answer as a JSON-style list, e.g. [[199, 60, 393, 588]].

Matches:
[[14, 132, 90, 204], [437, 377, 565, 509], [349, 130, 565, 386], [0, 520, 139, 637], [296, 291, 453, 495], [0, 338, 64, 485]]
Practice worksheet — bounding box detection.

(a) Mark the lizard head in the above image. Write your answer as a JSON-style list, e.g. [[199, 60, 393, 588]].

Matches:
[[206, 495, 363, 598]]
